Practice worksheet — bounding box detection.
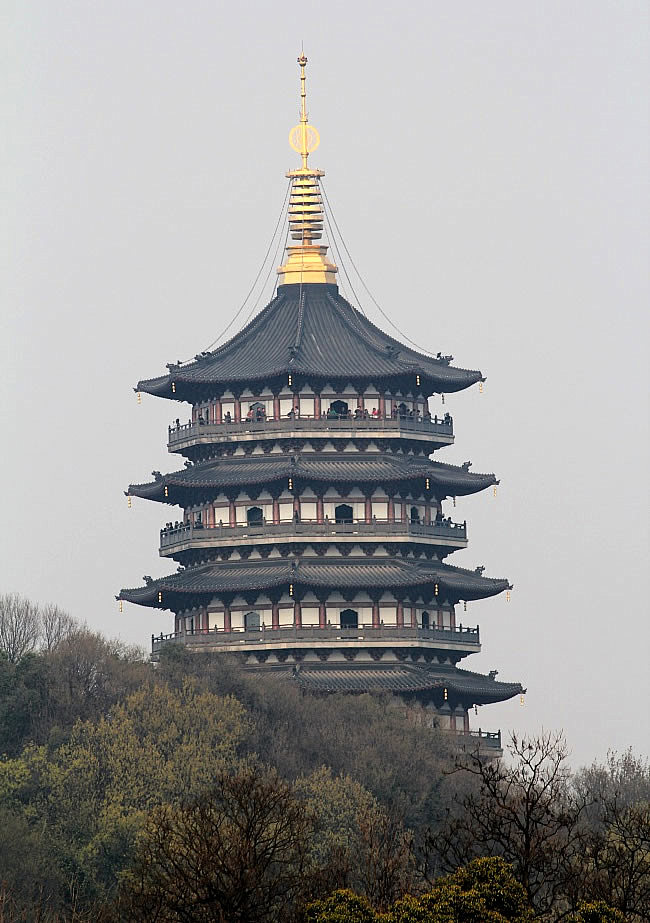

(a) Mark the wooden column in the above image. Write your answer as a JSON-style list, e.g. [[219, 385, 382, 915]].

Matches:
[[314, 394, 321, 419], [396, 601, 404, 628], [224, 605, 232, 632], [379, 395, 385, 419], [234, 399, 241, 423], [294, 600, 302, 628], [272, 498, 280, 524], [450, 607, 456, 628], [317, 496, 324, 523], [372, 601, 380, 628], [357, 394, 363, 411], [410, 606, 417, 628], [293, 393, 300, 415], [215, 400, 222, 423], [365, 496, 372, 523], [437, 608, 443, 629], [318, 600, 327, 628], [425, 504, 431, 525], [273, 395, 281, 421], [388, 497, 395, 523], [272, 602, 279, 629], [229, 500, 236, 527]]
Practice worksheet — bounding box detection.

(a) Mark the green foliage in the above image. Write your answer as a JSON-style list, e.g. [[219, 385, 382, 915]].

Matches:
[[305, 889, 379, 923], [566, 900, 625, 922], [389, 858, 532, 922]]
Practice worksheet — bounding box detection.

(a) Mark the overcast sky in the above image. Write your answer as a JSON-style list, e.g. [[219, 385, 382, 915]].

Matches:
[[3, 1, 648, 768]]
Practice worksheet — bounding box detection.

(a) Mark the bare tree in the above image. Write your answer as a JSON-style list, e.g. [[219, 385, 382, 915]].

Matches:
[[421, 731, 590, 918], [0, 593, 40, 663], [39, 603, 76, 652]]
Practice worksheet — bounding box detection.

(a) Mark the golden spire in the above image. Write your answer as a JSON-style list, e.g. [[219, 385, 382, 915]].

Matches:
[[277, 53, 337, 286]]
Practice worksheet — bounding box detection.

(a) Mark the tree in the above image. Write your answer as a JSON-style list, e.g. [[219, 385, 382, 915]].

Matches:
[[39, 603, 75, 653], [304, 889, 378, 923], [421, 732, 588, 917], [0, 593, 40, 663], [119, 766, 316, 922]]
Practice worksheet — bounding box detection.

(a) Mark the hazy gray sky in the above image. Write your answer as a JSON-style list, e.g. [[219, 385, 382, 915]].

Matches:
[[3, 1, 648, 767]]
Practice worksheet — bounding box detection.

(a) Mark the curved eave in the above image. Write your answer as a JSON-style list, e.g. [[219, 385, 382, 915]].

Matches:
[[127, 458, 498, 503], [292, 665, 524, 704], [118, 559, 511, 608], [134, 285, 484, 401]]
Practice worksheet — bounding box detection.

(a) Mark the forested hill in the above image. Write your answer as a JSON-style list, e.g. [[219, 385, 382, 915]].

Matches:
[[0, 594, 647, 922]]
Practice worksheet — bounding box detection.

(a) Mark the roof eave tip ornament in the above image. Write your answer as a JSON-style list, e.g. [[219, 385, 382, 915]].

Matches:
[[277, 52, 338, 287]]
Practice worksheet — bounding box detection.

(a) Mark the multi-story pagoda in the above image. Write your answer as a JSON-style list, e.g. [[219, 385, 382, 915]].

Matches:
[[119, 56, 524, 748]]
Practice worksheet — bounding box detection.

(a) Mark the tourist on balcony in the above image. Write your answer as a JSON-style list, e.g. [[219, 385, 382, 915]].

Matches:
[[224, 411, 232, 424], [198, 412, 205, 425], [371, 407, 379, 418]]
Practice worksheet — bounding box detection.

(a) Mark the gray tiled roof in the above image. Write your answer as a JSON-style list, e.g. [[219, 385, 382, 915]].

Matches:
[[137, 284, 483, 400], [119, 556, 511, 606], [291, 662, 524, 703], [128, 454, 497, 501]]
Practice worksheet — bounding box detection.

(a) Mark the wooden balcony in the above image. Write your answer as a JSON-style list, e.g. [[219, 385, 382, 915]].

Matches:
[[151, 623, 480, 656], [167, 414, 454, 453], [159, 518, 468, 555]]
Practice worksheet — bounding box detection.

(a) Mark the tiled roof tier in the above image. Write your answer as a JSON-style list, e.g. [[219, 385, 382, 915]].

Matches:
[[128, 455, 497, 502], [119, 557, 511, 607], [290, 663, 524, 704], [137, 284, 483, 401]]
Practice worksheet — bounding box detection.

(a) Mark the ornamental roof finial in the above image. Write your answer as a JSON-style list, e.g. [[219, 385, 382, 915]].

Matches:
[[278, 53, 337, 286]]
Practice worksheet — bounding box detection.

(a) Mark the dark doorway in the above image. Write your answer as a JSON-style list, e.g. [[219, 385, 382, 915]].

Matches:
[[247, 506, 263, 526], [410, 506, 420, 524], [244, 611, 261, 631], [329, 399, 349, 418], [421, 610, 430, 630], [397, 402, 409, 417], [335, 503, 354, 524], [340, 608, 358, 629]]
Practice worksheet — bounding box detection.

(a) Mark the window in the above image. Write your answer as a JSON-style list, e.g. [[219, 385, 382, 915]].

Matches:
[[328, 399, 349, 418], [246, 507, 263, 526], [244, 611, 261, 631], [335, 503, 354, 524], [340, 609, 358, 629]]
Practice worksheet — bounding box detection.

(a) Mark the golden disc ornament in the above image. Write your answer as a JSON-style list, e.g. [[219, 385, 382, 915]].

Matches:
[[289, 123, 320, 156]]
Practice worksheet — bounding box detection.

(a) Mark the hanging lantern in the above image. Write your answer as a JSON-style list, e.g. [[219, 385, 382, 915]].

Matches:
[[288, 373, 293, 386], [288, 477, 293, 490], [474, 705, 478, 715], [171, 382, 176, 393], [506, 590, 511, 602], [158, 591, 163, 603], [289, 583, 294, 597], [453, 496, 456, 507], [434, 583, 439, 596], [441, 394, 445, 405], [416, 374, 421, 387], [425, 477, 430, 491], [520, 694, 525, 707], [127, 496, 132, 508], [493, 485, 497, 497], [164, 485, 169, 498], [479, 382, 483, 393], [119, 600, 123, 612], [443, 687, 448, 701], [463, 600, 467, 612], [136, 391, 142, 404]]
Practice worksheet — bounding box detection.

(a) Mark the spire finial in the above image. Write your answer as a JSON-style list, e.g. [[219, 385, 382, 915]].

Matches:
[[289, 51, 319, 170], [279, 54, 337, 286]]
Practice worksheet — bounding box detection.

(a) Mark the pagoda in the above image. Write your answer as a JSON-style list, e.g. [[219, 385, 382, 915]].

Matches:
[[119, 55, 524, 747]]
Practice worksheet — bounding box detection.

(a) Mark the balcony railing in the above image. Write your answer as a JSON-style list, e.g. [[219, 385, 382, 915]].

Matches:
[[159, 518, 468, 550], [151, 623, 480, 652], [453, 728, 502, 751], [168, 413, 454, 447]]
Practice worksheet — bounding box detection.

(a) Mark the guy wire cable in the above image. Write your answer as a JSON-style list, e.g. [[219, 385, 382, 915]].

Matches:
[[240, 211, 291, 328], [320, 181, 444, 359], [177, 178, 292, 363], [321, 187, 367, 317]]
